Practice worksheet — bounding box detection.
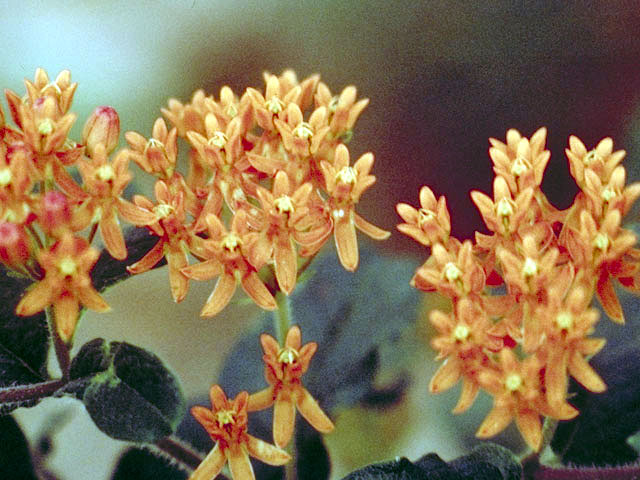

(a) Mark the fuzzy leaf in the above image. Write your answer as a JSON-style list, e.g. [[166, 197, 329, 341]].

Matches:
[[68, 338, 184, 442], [219, 244, 421, 413], [111, 447, 187, 480], [91, 228, 167, 292], [342, 444, 521, 479], [0, 415, 37, 479], [0, 266, 50, 414]]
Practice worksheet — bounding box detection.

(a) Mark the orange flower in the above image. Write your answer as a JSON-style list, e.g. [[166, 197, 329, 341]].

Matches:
[[320, 144, 390, 271], [77, 146, 156, 259], [396, 186, 451, 247], [248, 325, 334, 448], [488, 127, 550, 194], [127, 180, 193, 302], [16, 234, 109, 342], [125, 118, 179, 180], [566, 136, 625, 187], [314, 82, 369, 139], [190, 385, 290, 480], [471, 176, 534, 237], [181, 210, 276, 317]]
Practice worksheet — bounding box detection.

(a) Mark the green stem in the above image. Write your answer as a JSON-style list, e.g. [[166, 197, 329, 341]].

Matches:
[[274, 290, 292, 345], [284, 438, 297, 480], [46, 307, 72, 380], [520, 416, 559, 477]]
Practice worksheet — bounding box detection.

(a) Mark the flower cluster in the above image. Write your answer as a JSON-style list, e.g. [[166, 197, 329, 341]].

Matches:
[[191, 326, 333, 480], [0, 69, 388, 343], [397, 128, 640, 450]]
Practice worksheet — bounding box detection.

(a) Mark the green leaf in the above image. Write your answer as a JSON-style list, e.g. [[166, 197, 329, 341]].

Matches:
[[91, 228, 167, 293], [0, 415, 37, 479], [67, 338, 185, 442], [0, 266, 50, 414]]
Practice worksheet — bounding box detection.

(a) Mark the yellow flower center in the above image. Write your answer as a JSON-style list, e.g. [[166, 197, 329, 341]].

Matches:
[[511, 157, 529, 177], [274, 195, 294, 214], [221, 233, 241, 252], [328, 96, 340, 113], [216, 410, 236, 426], [96, 165, 115, 182], [601, 186, 616, 202], [225, 104, 238, 118], [208, 131, 227, 148], [443, 262, 461, 282], [521, 257, 538, 277], [505, 373, 522, 392], [278, 347, 299, 364], [417, 208, 435, 227], [38, 119, 54, 135], [145, 138, 165, 152], [583, 149, 602, 166], [594, 233, 609, 251], [153, 203, 173, 219], [0, 168, 12, 187], [265, 96, 284, 114], [58, 257, 77, 276], [496, 198, 514, 217], [556, 312, 573, 330], [292, 122, 313, 139], [453, 324, 470, 341], [336, 166, 357, 185]]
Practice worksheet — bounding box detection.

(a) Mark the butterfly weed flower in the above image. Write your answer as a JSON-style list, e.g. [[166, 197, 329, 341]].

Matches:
[[190, 385, 290, 480], [398, 128, 640, 451], [248, 325, 334, 448]]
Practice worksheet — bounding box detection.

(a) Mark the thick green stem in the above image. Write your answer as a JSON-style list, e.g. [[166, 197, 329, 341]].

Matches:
[[46, 307, 72, 380], [274, 290, 292, 345]]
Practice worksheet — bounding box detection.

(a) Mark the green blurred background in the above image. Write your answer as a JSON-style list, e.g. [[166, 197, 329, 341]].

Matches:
[[3, 0, 640, 478]]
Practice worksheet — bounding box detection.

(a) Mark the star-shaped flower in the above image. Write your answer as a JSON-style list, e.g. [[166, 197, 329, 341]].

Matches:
[[190, 385, 290, 480], [248, 325, 334, 448]]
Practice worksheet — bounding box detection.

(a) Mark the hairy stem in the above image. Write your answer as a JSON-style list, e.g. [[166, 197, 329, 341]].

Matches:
[[0, 379, 66, 403], [532, 464, 640, 480]]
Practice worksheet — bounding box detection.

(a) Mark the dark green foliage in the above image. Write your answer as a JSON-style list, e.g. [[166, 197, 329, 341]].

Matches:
[[64, 338, 185, 442], [91, 227, 166, 292], [342, 444, 522, 480], [111, 447, 187, 480], [0, 266, 49, 414], [0, 415, 37, 480]]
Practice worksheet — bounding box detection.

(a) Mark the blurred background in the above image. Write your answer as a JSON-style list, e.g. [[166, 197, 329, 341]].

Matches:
[[3, 0, 640, 478]]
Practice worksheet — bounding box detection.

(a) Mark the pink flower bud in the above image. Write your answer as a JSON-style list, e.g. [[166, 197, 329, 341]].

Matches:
[[0, 222, 30, 267], [40, 191, 71, 233], [82, 106, 120, 156]]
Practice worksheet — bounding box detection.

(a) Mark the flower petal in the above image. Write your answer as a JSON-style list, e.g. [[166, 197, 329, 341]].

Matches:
[[190, 444, 226, 480], [201, 273, 236, 317], [16, 279, 56, 316], [226, 446, 255, 480], [246, 435, 291, 466], [241, 272, 277, 310], [273, 393, 296, 448], [334, 213, 358, 271], [476, 406, 512, 439], [247, 387, 275, 412], [295, 386, 334, 434]]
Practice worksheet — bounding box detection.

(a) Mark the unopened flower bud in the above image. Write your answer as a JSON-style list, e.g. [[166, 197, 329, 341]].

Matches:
[[40, 191, 71, 233], [0, 221, 30, 267], [83, 106, 120, 156]]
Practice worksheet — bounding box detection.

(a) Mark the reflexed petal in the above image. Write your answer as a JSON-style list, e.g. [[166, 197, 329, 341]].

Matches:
[[248, 387, 275, 411], [115, 198, 156, 225], [273, 394, 296, 447], [429, 358, 461, 393], [100, 209, 127, 260], [295, 386, 334, 434], [127, 239, 164, 274], [246, 435, 291, 466], [515, 410, 542, 451], [274, 237, 297, 295], [16, 279, 56, 316], [227, 446, 255, 480], [452, 379, 479, 414], [190, 444, 226, 480], [182, 259, 223, 281], [167, 248, 189, 303], [476, 406, 512, 438], [54, 294, 80, 343], [568, 351, 606, 393], [354, 213, 390, 240], [596, 274, 624, 324], [241, 272, 277, 310], [334, 213, 358, 271], [544, 350, 568, 409], [75, 284, 110, 313], [201, 274, 236, 317]]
